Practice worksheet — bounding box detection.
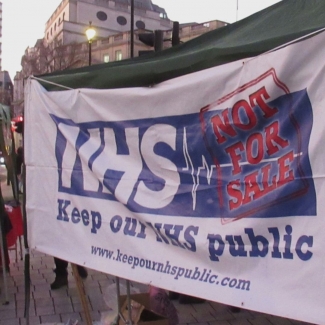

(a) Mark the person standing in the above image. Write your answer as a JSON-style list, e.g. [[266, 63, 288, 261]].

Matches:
[[15, 147, 24, 193], [51, 257, 88, 289]]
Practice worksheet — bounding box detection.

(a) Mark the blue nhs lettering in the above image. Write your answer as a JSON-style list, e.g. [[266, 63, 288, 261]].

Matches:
[[52, 115, 180, 210]]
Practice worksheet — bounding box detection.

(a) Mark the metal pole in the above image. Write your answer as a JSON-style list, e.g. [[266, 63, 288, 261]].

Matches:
[[0, 214, 9, 304], [116, 277, 127, 324], [172, 21, 180, 46], [126, 279, 133, 325], [116, 276, 121, 323], [130, 0, 134, 58], [0, 183, 9, 304], [21, 86, 30, 324], [154, 30, 163, 52], [89, 41, 92, 66], [236, 0, 239, 21]]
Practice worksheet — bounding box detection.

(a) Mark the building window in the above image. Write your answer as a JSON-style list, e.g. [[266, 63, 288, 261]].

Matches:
[[63, 12, 65, 21], [97, 11, 108, 21], [136, 21, 145, 29], [115, 50, 122, 61], [103, 54, 110, 63], [117, 16, 127, 26]]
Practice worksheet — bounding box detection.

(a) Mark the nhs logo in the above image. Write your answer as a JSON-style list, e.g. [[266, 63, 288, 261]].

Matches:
[[51, 113, 219, 217], [51, 81, 316, 220]]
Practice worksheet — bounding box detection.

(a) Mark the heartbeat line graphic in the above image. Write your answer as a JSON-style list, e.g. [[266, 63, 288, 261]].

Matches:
[[182, 128, 215, 210]]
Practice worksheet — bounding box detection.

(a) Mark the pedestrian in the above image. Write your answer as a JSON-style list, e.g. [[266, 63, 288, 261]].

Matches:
[[51, 257, 88, 289], [15, 146, 23, 193], [0, 209, 13, 273]]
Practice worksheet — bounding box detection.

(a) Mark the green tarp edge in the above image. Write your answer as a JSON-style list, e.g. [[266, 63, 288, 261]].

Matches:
[[37, 0, 325, 91]]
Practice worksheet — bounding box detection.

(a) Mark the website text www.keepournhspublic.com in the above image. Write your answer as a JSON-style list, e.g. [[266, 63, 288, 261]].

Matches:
[[91, 246, 250, 291]]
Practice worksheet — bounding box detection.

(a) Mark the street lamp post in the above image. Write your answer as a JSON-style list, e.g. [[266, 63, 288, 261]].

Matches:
[[85, 21, 96, 66], [130, 0, 134, 58]]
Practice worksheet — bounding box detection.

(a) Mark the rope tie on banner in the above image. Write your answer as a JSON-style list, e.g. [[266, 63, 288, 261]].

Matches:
[[30, 76, 74, 90]]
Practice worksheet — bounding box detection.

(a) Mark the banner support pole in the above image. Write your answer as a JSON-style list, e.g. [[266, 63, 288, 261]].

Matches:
[[72, 263, 92, 325], [0, 211, 9, 304], [126, 279, 133, 325]]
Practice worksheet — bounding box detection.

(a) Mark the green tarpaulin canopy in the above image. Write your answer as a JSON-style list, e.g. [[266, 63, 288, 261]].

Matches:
[[37, 0, 325, 91]]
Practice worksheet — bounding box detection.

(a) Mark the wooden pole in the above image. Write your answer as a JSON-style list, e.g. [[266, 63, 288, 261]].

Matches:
[[71, 264, 92, 325]]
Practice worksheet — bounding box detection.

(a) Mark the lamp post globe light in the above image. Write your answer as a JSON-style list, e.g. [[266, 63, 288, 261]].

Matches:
[[85, 21, 96, 66]]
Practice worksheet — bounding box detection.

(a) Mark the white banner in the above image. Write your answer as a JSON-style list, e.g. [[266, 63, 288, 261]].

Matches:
[[25, 30, 325, 324]]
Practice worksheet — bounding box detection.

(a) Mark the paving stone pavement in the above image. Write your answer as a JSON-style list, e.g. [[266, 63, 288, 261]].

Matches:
[[0, 172, 319, 325]]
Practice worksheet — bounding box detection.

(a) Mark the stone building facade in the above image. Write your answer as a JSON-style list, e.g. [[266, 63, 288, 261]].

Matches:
[[45, 0, 172, 45], [13, 0, 228, 117]]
